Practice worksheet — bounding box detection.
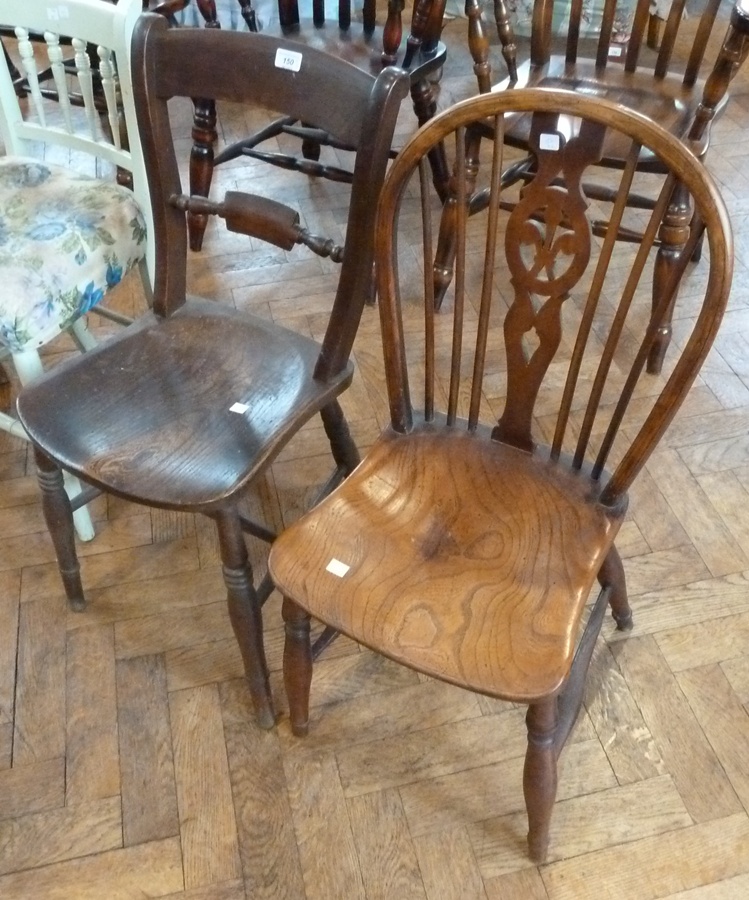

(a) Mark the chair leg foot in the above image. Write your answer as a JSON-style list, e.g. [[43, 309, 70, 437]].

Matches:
[[216, 509, 275, 730], [34, 449, 86, 611], [283, 596, 313, 737], [524, 698, 558, 864]]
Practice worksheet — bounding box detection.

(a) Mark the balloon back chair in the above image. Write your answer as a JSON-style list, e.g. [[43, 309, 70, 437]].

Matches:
[[439, 0, 749, 373], [0, 0, 151, 540], [269, 88, 733, 862], [16, 12, 410, 730]]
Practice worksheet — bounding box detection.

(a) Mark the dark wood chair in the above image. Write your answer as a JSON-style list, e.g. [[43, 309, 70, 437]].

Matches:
[[269, 87, 733, 862], [435, 0, 749, 373], [15, 13, 410, 730], [181, 0, 450, 252]]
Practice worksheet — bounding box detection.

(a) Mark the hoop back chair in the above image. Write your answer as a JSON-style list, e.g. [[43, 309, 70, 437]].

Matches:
[[0, 0, 150, 540], [268, 88, 733, 861], [16, 13, 410, 729], [180, 0, 449, 252], [439, 0, 749, 373]]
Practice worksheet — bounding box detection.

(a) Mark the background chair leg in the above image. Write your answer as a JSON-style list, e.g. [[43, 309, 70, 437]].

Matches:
[[648, 182, 692, 374], [69, 316, 98, 352], [282, 596, 313, 737], [524, 698, 559, 864], [215, 508, 275, 729], [34, 448, 86, 611], [63, 472, 96, 542], [597, 545, 633, 631]]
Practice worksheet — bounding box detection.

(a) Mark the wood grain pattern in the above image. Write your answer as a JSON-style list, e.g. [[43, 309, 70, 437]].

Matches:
[[65, 625, 120, 805], [170, 684, 242, 889], [413, 826, 488, 900], [117, 654, 180, 846], [347, 788, 427, 900], [220, 678, 306, 899]]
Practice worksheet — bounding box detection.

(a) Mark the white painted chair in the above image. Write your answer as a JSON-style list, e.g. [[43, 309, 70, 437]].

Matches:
[[0, 0, 151, 540]]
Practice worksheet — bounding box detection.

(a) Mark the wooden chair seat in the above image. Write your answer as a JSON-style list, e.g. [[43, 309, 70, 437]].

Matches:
[[17, 299, 351, 509], [269, 423, 622, 700], [499, 57, 719, 164]]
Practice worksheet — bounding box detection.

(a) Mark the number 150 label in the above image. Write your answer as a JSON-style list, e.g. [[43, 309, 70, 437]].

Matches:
[[275, 49, 303, 72]]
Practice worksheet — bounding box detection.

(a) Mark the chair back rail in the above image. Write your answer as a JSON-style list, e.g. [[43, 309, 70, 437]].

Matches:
[[133, 14, 410, 373]]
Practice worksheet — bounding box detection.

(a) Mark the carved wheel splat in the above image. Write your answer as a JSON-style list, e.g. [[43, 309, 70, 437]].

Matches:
[[495, 114, 606, 451]]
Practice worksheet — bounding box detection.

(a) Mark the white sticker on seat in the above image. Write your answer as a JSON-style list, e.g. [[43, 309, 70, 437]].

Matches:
[[326, 558, 350, 577], [229, 402, 249, 414]]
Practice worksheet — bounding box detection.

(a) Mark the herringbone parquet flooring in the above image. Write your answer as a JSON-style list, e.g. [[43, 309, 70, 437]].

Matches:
[[3, 10, 749, 898]]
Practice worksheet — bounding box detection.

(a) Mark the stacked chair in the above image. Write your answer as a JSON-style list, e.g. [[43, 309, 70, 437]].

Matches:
[[435, 0, 749, 372], [0, 0, 151, 540]]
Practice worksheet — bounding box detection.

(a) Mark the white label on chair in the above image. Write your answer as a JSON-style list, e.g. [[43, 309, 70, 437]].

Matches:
[[326, 558, 350, 577], [539, 133, 560, 152], [609, 44, 623, 57], [47, 5, 70, 19], [275, 49, 303, 73], [229, 402, 249, 414]]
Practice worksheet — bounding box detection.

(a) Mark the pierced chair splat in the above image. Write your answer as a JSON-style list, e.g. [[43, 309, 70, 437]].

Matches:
[[16, 13, 410, 730], [269, 88, 733, 862]]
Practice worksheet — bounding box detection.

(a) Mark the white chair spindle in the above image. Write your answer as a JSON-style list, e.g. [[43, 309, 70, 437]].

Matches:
[[72, 37, 98, 140], [15, 26, 45, 126], [97, 46, 120, 150], [45, 31, 74, 133]]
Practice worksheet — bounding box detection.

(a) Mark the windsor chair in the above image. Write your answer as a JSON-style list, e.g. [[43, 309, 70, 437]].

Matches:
[[269, 87, 733, 861]]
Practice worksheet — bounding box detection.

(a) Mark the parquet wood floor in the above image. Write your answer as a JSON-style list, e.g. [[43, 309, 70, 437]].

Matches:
[[3, 14, 749, 898]]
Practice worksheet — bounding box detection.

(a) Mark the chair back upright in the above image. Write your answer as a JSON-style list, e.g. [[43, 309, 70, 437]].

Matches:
[[0, 0, 152, 276], [131, 13, 410, 374]]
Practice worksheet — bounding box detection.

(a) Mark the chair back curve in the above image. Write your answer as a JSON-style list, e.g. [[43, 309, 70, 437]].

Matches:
[[375, 87, 733, 508], [132, 12, 410, 376], [0, 0, 153, 278]]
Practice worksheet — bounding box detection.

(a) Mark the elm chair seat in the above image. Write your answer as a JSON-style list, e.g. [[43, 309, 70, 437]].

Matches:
[[18, 300, 351, 509]]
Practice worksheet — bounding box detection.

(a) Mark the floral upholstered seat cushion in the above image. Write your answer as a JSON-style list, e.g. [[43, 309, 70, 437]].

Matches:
[[0, 157, 147, 353]]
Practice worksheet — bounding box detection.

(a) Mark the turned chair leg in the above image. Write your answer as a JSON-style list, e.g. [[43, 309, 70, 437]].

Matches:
[[524, 697, 559, 864], [282, 596, 313, 737], [215, 507, 275, 729], [34, 448, 86, 611], [432, 124, 483, 308], [648, 181, 692, 374], [188, 96, 217, 252], [597, 545, 633, 631]]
